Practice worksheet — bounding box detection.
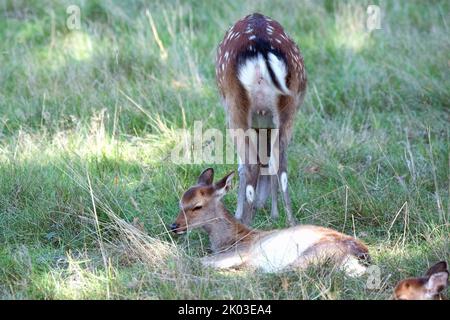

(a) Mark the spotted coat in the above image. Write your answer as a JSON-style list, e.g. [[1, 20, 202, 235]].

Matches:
[[216, 13, 307, 103]]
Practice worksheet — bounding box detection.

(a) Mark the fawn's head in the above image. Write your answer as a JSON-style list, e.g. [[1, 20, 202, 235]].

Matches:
[[393, 261, 448, 300], [170, 168, 234, 234]]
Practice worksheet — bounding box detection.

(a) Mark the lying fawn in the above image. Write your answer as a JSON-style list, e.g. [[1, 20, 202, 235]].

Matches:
[[216, 13, 307, 226], [170, 168, 370, 276], [393, 261, 448, 300]]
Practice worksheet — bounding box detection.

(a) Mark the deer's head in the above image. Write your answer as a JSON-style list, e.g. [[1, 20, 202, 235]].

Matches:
[[393, 261, 448, 300], [170, 168, 234, 234]]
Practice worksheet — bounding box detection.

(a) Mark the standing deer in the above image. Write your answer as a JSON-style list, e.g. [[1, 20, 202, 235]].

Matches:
[[393, 261, 448, 300], [216, 13, 307, 226], [170, 168, 370, 276]]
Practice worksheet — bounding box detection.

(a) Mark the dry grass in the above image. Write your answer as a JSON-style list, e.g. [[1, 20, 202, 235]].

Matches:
[[0, 0, 449, 299]]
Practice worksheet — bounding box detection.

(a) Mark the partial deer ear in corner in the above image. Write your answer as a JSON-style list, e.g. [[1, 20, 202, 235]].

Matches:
[[214, 171, 235, 198], [198, 168, 214, 185], [425, 272, 449, 294], [425, 261, 448, 277]]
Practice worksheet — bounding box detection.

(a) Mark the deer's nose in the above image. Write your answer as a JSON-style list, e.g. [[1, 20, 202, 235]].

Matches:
[[170, 223, 179, 232]]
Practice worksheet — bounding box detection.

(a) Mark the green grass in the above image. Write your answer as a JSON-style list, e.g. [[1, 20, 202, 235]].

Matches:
[[0, 0, 449, 299]]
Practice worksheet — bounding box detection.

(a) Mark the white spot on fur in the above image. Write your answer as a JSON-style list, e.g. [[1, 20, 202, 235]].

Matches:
[[249, 35, 256, 40], [246, 185, 254, 203], [267, 53, 290, 94], [281, 172, 288, 192]]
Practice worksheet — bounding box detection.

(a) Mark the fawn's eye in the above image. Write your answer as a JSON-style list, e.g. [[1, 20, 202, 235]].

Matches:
[[192, 205, 203, 211]]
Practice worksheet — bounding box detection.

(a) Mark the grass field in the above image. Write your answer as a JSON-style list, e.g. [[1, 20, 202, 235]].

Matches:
[[0, 0, 449, 299]]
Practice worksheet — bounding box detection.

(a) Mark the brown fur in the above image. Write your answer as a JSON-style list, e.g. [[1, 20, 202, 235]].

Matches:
[[393, 261, 448, 300]]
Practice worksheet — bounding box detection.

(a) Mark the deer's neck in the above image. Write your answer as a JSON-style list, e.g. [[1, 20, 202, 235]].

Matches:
[[202, 203, 258, 253]]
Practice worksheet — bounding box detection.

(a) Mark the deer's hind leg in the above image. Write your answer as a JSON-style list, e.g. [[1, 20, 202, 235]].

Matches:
[[266, 127, 296, 226], [236, 163, 260, 225], [278, 140, 296, 226], [271, 129, 296, 226], [230, 107, 261, 226]]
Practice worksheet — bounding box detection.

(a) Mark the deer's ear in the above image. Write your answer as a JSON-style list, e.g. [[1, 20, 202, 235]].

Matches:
[[425, 272, 448, 294], [197, 168, 214, 185], [425, 261, 448, 277], [214, 171, 235, 198]]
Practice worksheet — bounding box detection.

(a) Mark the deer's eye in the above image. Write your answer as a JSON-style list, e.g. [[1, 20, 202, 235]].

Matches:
[[192, 205, 203, 211]]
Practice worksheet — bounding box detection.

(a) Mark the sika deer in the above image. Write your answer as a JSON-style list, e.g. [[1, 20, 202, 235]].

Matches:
[[393, 261, 448, 300], [170, 168, 370, 276], [216, 13, 307, 226]]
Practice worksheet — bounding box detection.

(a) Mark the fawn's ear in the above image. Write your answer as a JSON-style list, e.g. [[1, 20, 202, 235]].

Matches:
[[214, 171, 235, 198], [198, 168, 214, 185], [425, 272, 448, 294], [425, 261, 448, 277]]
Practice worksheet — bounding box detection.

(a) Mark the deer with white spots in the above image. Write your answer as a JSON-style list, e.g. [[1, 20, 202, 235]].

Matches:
[[216, 13, 307, 226]]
